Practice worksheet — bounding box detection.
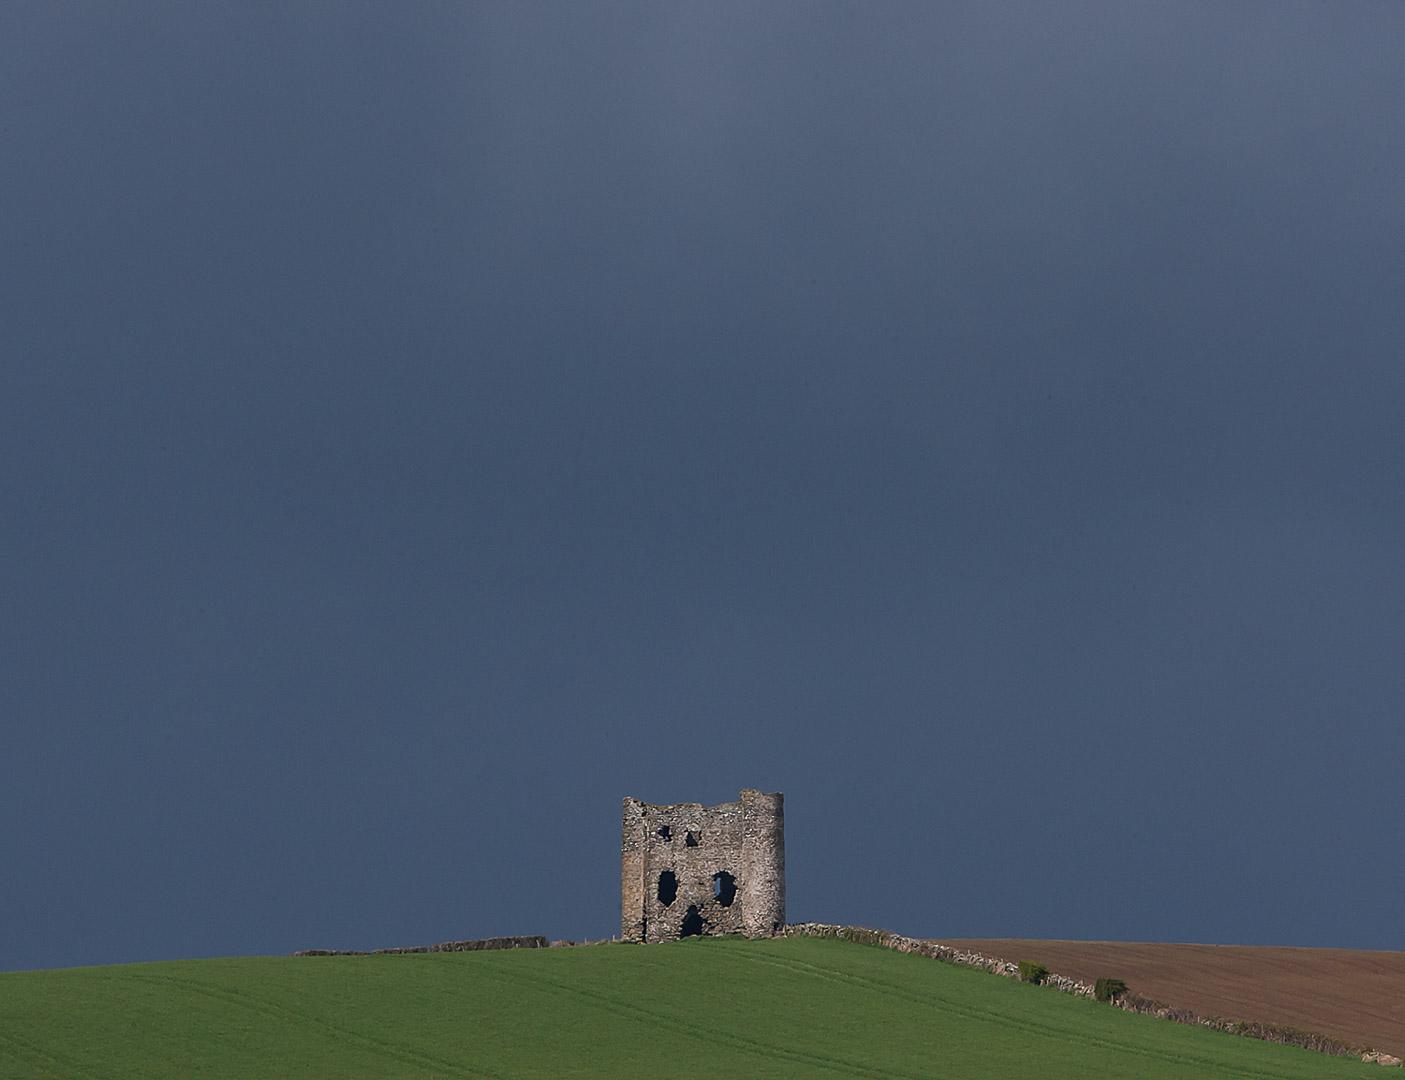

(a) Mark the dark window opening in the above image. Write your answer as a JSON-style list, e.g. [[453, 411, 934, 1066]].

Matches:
[[680, 905, 704, 938], [712, 870, 737, 907], [685, 830, 699, 847], [657, 870, 677, 907], [656, 825, 671, 841]]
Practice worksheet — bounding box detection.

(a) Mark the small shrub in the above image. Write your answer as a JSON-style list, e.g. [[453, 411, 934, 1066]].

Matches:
[[1018, 961, 1048, 985], [1095, 978, 1128, 1002]]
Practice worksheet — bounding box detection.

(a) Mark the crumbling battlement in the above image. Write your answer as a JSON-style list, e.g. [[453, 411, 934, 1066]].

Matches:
[[621, 789, 784, 943]]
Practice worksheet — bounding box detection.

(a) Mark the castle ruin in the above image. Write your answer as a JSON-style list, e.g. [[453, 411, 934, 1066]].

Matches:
[[620, 789, 784, 943]]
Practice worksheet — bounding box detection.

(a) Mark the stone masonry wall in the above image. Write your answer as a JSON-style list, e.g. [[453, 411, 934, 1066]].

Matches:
[[621, 789, 784, 943], [293, 935, 549, 956], [784, 924, 1401, 1066]]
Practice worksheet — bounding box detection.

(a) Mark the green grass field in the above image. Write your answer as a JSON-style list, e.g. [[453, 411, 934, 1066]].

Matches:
[[0, 936, 1380, 1078]]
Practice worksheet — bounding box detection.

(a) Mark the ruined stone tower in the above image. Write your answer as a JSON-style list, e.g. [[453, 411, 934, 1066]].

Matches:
[[620, 789, 784, 943]]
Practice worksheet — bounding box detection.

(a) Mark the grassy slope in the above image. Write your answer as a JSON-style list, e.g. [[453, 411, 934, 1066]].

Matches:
[[0, 936, 1381, 1079]]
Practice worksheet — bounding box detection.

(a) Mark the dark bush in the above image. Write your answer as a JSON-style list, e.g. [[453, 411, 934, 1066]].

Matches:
[[1095, 978, 1128, 1002], [1018, 961, 1048, 985]]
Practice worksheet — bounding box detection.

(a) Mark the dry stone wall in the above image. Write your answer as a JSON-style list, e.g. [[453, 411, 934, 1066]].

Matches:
[[621, 789, 784, 943], [293, 935, 548, 956], [785, 924, 1401, 1066]]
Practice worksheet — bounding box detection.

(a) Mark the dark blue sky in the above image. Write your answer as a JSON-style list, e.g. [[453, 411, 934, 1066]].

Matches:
[[4, 2, 1404, 972]]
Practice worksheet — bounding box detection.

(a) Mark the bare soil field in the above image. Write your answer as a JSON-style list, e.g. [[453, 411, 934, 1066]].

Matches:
[[940, 938, 1405, 1057]]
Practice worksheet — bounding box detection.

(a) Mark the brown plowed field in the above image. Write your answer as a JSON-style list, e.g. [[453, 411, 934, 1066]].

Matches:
[[939, 938, 1405, 1056]]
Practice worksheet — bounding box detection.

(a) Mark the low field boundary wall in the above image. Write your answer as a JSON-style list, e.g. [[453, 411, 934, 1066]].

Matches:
[[784, 923, 1399, 1067], [294, 935, 549, 956]]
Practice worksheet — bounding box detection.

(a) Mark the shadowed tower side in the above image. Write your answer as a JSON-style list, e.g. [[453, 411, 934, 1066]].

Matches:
[[620, 797, 648, 943]]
